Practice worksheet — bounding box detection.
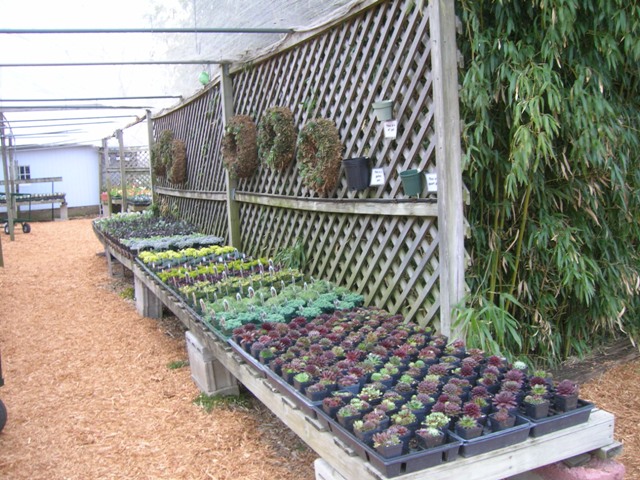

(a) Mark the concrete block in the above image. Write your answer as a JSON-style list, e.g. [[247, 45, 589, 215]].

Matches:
[[185, 331, 239, 396]]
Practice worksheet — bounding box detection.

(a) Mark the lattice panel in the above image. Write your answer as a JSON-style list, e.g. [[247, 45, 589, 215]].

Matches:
[[152, 0, 448, 326], [153, 86, 226, 192], [100, 147, 152, 192], [234, 1, 436, 200], [163, 195, 228, 240], [239, 203, 440, 322]]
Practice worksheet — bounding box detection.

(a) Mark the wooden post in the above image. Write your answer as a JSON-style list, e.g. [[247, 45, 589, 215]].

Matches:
[[0, 113, 15, 241], [430, 0, 465, 338], [220, 63, 241, 249], [102, 139, 112, 215], [146, 109, 156, 206], [117, 129, 128, 212]]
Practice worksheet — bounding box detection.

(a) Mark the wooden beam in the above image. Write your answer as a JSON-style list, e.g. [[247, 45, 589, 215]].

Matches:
[[116, 130, 128, 211], [237, 193, 438, 217], [220, 64, 241, 249], [155, 186, 226, 202], [0, 176, 63, 185], [430, 0, 465, 337]]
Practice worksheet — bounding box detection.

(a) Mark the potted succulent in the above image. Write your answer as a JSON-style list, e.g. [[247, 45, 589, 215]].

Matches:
[[415, 412, 450, 449], [372, 428, 403, 458], [336, 404, 362, 431], [488, 408, 516, 432], [454, 415, 483, 440], [352, 409, 390, 445], [358, 385, 384, 405], [305, 381, 330, 402], [492, 391, 518, 415], [293, 372, 314, 393], [554, 379, 579, 412], [523, 384, 551, 419], [390, 406, 419, 430], [322, 395, 345, 417]]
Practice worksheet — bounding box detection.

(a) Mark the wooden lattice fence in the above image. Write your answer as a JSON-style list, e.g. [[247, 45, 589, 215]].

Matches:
[[152, 0, 464, 331]]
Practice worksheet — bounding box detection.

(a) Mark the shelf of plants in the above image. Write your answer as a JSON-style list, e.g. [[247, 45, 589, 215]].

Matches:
[[92, 213, 609, 479]]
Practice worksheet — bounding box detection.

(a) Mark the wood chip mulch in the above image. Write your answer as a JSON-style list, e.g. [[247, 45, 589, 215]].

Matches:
[[0, 218, 317, 480], [0, 218, 637, 479]]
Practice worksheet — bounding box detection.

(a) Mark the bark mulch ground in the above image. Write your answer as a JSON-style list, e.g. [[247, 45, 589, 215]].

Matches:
[[0, 218, 637, 479]]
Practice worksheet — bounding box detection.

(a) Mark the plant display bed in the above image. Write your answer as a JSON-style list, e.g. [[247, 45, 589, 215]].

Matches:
[[519, 400, 594, 438], [92, 216, 619, 480], [448, 415, 531, 457]]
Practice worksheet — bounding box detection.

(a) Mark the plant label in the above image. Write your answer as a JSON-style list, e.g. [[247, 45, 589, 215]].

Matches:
[[383, 120, 397, 139], [370, 168, 385, 186], [426, 173, 438, 192]]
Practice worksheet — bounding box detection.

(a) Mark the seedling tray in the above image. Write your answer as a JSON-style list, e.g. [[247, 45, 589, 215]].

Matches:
[[448, 415, 531, 457], [227, 338, 269, 379], [315, 408, 460, 478], [260, 364, 318, 418], [519, 400, 593, 437]]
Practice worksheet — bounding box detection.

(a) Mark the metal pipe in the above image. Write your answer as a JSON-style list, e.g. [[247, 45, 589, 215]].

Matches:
[[0, 106, 155, 112], [0, 60, 226, 67], [1, 96, 182, 102], [2, 115, 138, 123], [0, 27, 293, 34]]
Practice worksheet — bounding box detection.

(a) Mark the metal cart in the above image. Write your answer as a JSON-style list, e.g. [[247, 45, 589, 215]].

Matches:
[[2, 193, 32, 234], [0, 351, 7, 432]]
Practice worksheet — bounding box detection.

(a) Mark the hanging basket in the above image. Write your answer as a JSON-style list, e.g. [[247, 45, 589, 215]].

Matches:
[[296, 118, 343, 197], [222, 115, 259, 179], [257, 106, 297, 171], [151, 129, 174, 177], [168, 139, 187, 184]]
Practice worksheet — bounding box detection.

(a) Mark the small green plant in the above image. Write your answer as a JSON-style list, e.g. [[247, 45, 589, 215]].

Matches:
[[119, 286, 135, 300], [167, 360, 189, 370], [457, 415, 480, 429], [193, 393, 251, 413]]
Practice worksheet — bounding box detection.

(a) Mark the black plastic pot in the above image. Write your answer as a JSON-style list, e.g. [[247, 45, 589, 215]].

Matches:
[[343, 157, 371, 190]]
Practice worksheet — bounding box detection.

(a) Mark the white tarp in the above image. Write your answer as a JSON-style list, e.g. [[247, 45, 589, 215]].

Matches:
[[0, 0, 370, 146]]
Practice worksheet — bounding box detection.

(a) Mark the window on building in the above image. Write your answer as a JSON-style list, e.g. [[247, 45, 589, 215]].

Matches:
[[18, 165, 30, 180]]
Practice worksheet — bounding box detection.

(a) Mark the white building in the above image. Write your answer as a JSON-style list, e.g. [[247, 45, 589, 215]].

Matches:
[[1, 144, 100, 220]]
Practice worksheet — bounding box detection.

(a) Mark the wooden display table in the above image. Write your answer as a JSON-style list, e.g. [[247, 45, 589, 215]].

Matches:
[[96, 232, 618, 480]]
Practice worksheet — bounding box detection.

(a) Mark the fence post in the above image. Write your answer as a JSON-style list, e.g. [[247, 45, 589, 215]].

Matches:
[[117, 129, 128, 212], [146, 109, 156, 206], [220, 63, 241, 249], [431, 0, 465, 338]]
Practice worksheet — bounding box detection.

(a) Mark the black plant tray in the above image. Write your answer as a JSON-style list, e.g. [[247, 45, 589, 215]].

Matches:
[[227, 338, 269, 379], [260, 364, 319, 419], [448, 415, 531, 457], [519, 399, 593, 437], [315, 408, 461, 478]]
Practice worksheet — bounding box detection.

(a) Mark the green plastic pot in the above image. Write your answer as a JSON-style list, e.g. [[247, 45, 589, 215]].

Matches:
[[400, 169, 424, 197]]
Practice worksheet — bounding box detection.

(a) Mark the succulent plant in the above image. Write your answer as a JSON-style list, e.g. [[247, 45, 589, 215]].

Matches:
[[492, 391, 517, 411], [556, 379, 578, 396]]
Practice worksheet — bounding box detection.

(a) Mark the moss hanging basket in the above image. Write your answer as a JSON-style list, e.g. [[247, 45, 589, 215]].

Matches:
[[151, 129, 175, 177], [296, 118, 343, 197], [222, 115, 258, 179], [257, 106, 297, 171], [168, 138, 187, 184]]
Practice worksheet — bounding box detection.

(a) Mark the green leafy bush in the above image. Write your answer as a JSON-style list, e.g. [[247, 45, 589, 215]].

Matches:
[[457, 0, 640, 364]]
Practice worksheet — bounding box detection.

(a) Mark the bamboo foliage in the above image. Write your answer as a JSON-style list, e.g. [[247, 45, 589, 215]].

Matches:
[[456, 0, 640, 364]]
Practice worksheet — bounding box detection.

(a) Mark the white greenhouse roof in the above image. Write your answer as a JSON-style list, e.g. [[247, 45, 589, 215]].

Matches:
[[0, 0, 370, 148]]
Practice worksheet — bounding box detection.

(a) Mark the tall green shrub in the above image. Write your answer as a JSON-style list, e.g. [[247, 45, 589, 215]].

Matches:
[[455, 0, 640, 364]]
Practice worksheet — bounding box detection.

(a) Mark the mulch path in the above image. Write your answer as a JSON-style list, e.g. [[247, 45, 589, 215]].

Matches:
[[0, 218, 316, 479], [0, 218, 637, 479]]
